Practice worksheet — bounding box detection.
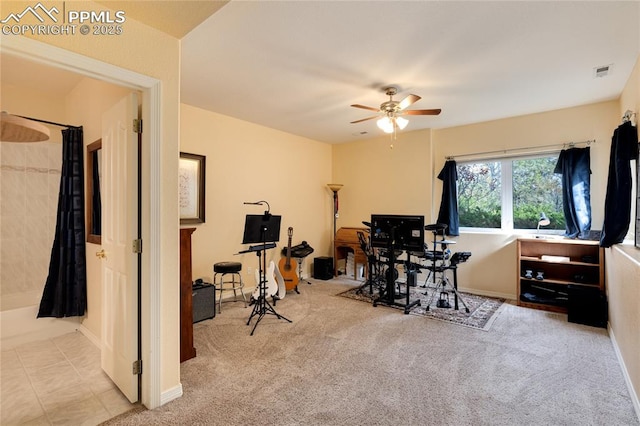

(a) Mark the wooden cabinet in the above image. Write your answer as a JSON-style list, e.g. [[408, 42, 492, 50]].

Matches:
[[334, 227, 368, 277], [180, 227, 197, 363], [517, 238, 604, 313]]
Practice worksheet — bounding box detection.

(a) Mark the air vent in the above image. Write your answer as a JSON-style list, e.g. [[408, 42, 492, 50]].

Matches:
[[593, 64, 613, 78]]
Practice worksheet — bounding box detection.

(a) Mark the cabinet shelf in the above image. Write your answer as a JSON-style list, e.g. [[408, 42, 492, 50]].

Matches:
[[519, 277, 600, 287], [517, 238, 605, 313], [520, 256, 599, 268]]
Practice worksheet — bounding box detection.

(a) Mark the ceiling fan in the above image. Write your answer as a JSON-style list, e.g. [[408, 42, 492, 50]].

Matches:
[[350, 86, 441, 134]]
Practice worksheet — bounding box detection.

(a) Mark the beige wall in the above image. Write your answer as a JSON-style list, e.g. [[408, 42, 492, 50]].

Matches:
[[1, 0, 183, 404], [180, 104, 333, 289], [607, 53, 640, 411], [332, 130, 434, 227], [333, 101, 620, 298], [429, 100, 619, 298]]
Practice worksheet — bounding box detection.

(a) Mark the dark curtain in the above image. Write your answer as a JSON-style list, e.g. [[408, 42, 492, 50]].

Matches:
[[38, 127, 87, 318], [553, 147, 592, 239], [90, 150, 101, 235], [436, 160, 459, 236], [600, 121, 639, 247]]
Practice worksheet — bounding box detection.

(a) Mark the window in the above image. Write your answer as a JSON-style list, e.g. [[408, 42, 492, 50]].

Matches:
[[457, 155, 564, 231]]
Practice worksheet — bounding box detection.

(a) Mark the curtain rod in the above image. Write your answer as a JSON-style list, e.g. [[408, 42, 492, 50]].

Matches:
[[445, 139, 595, 161], [15, 114, 80, 129]]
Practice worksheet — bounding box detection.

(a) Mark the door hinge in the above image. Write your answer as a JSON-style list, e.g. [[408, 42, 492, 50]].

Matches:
[[133, 119, 143, 133], [132, 359, 142, 375], [132, 239, 142, 254]]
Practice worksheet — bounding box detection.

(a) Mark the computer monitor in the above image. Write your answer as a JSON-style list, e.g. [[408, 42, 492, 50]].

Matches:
[[370, 214, 425, 252], [242, 214, 282, 244]]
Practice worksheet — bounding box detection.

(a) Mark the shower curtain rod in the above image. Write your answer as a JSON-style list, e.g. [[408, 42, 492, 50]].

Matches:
[[15, 114, 80, 129], [445, 139, 596, 161]]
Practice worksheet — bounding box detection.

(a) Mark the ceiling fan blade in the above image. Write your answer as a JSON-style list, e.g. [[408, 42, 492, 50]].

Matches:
[[398, 94, 421, 110], [351, 104, 380, 112], [403, 109, 442, 116], [350, 115, 379, 124]]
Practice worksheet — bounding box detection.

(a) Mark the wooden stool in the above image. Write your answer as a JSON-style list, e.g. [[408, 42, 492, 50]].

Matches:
[[213, 261, 247, 313]]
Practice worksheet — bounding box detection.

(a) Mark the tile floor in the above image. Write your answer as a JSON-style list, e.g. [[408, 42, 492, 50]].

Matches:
[[1, 331, 136, 425]]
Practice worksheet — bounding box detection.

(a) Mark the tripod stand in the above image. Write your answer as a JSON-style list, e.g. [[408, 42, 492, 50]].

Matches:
[[241, 205, 292, 335], [246, 243, 292, 335]]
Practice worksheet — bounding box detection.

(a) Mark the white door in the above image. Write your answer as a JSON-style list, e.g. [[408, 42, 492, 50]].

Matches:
[[100, 93, 139, 403]]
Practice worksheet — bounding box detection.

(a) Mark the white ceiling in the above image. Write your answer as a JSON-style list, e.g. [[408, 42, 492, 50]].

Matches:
[[181, 1, 640, 144], [2, 2, 638, 145]]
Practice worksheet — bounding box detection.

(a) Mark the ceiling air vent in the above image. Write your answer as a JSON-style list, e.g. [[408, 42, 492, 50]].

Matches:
[[593, 64, 612, 78]]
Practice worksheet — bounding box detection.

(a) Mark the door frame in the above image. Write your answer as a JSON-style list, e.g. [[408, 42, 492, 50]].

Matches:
[[1, 36, 165, 409]]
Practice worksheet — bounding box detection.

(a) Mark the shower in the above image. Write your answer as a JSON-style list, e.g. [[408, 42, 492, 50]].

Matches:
[[1, 111, 51, 142]]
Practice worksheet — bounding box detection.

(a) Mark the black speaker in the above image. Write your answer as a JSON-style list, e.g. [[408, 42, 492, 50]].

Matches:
[[567, 285, 607, 328], [192, 282, 216, 323], [313, 257, 333, 280]]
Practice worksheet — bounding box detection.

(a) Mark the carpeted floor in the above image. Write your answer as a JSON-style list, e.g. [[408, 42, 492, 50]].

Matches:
[[102, 277, 639, 426], [337, 283, 505, 331]]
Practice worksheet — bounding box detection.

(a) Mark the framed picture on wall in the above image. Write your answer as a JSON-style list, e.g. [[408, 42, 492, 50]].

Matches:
[[179, 152, 206, 224]]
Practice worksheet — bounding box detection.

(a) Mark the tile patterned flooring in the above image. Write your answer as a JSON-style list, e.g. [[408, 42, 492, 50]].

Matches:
[[1, 331, 136, 425]]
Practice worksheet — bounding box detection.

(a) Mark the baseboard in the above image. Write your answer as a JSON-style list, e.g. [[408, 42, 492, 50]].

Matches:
[[78, 324, 101, 349], [609, 325, 640, 422], [161, 383, 183, 406], [456, 286, 514, 301]]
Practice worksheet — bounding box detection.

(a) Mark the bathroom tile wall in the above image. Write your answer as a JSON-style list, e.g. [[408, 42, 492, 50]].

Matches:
[[0, 141, 61, 311]]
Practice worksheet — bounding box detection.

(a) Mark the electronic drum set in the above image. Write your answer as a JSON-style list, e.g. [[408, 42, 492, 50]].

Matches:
[[357, 222, 472, 314]]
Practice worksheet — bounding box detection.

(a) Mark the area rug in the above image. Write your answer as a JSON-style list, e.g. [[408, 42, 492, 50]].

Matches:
[[337, 284, 505, 331]]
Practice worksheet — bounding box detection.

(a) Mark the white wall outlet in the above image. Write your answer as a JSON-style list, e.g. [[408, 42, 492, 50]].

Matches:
[[247, 267, 252, 275]]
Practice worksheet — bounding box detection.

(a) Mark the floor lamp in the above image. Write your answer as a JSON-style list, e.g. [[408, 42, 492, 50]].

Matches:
[[327, 184, 343, 273]]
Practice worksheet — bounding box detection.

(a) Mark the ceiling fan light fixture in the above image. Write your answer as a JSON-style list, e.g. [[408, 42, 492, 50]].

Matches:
[[377, 116, 394, 133], [395, 116, 408, 130]]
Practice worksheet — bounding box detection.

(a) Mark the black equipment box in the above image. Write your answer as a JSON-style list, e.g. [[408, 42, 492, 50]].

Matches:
[[192, 282, 216, 323], [313, 257, 333, 280], [567, 284, 607, 328]]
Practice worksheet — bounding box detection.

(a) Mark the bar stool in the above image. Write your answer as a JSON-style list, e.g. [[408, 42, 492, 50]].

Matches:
[[213, 261, 247, 313]]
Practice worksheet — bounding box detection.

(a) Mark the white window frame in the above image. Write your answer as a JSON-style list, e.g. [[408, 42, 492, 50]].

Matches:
[[457, 153, 564, 235]]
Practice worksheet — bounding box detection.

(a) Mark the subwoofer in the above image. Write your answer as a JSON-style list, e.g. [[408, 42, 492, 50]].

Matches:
[[313, 257, 333, 280]]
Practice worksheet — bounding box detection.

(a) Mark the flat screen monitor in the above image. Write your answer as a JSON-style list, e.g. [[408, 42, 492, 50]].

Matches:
[[370, 214, 425, 252], [242, 214, 281, 244]]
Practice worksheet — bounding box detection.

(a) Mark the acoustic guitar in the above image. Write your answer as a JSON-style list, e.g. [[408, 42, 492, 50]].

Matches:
[[279, 227, 299, 292]]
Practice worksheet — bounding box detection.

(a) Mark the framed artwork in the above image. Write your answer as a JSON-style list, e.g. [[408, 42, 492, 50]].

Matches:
[[179, 152, 206, 224]]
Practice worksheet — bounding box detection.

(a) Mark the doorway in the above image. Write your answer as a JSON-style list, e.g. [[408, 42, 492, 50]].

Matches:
[[1, 36, 165, 409]]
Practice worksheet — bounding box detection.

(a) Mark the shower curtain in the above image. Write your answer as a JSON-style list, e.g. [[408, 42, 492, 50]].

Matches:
[[553, 147, 591, 239], [600, 121, 639, 247], [38, 126, 87, 318], [436, 159, 459, 236]]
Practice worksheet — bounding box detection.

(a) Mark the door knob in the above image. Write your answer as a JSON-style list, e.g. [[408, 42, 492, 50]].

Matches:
[[96, 249, 107, 259]]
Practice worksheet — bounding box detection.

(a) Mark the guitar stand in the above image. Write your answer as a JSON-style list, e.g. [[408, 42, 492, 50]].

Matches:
[[295, 258, 310, 287]]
